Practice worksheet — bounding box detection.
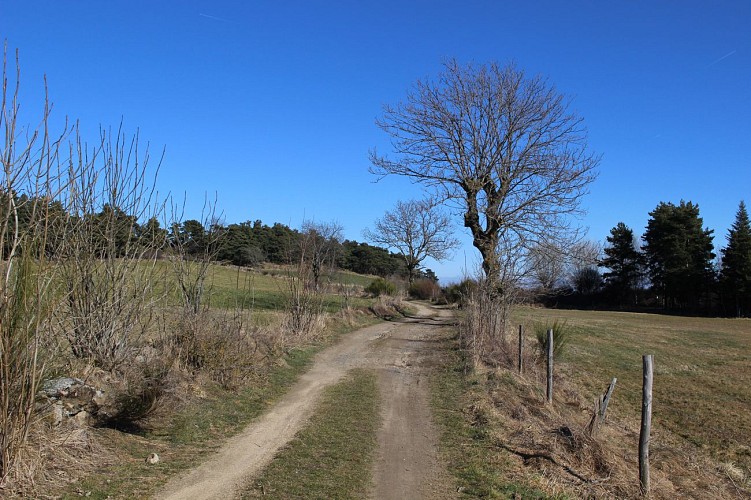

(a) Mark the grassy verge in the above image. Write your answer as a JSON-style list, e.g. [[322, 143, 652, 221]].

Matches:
[[58, 316, 379, 499], [430, 336, 552, 499], [513, 307, 751, 475], [242, 369, 380, 499]]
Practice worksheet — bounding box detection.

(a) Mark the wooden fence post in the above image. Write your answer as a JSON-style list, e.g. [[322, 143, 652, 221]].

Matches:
[[546, 328, 553, 404], [600, 377, 617, 423], [518, 325, 523, 374], [587, 377, 618, 438], [640, 355, 654, 496]]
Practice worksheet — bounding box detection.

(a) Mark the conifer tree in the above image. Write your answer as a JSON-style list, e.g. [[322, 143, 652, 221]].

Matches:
[[642, 201, 715, 310], [599, 222, 643, 305], [720, 201, 751, 316]]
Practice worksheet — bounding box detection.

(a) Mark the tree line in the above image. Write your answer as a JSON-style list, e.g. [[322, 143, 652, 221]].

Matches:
[[550, 200, 750, 317], [0, 190, 437, 281]]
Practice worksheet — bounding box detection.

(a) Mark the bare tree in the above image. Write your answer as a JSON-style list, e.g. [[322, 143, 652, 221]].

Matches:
[[364, 199, 458, 284], [528, 241, 567, 293], [370, 60, 599, 286], [300, 220, 343, 291], [278, 220, 338, 339], [566, 240, 602, 293], [527, 239, 601, 294]]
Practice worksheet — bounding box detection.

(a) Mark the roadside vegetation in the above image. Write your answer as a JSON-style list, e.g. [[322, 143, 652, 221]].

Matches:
[[39, 265, 383, 499], [0, 47, 424, 496], [431, 307, 750, 498]]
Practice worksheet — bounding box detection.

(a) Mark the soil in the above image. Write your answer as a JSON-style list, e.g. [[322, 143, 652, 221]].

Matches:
[[158, 302, 456, 500]]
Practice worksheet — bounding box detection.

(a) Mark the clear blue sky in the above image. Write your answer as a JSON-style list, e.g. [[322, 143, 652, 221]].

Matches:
[[3, 1, 749, 282]]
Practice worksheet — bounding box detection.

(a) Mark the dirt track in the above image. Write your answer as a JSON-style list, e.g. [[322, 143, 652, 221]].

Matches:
[[158, 302, 456, 500]]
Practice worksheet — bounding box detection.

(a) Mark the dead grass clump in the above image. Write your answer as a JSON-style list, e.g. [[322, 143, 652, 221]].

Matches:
[[469, 355, 747, 498], [2, 420, 113, 498], [167, 310, 278, 391], [368, 295, 405, 320]]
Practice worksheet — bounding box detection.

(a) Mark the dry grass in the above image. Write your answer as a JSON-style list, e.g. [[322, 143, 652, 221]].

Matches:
[[483, 306, 751, 498]]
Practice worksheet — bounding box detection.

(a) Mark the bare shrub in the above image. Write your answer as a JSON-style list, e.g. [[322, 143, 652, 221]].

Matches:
[[167, 195, 222, 315], [281, 220, 341, 339], [0, 46, 70, 485], [460, 280, 513, 367], [408, 278, 440, 300], [169, 309, 271, 391], [369, 294, 405, 320], [58, 123, 165, 370], [282, 268, 325, 339]]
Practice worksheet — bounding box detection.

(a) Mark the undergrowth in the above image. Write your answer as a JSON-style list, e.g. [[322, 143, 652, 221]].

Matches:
[[430, 335, 553, 498], [53, 314, 377, 499]]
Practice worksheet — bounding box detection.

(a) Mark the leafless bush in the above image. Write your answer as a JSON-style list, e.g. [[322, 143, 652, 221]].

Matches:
[[281, 220, 341, 339], [167, 195, 222, 315], [408, 278, 441, 300], [58, 123, 165, 370], [460, 235, 527, 367], [0, 46, 69, 485], [282, 262, 325, 339], [369, 294, 405, 320], [336, 282, 359, 311], [168, 309, 272, 391]]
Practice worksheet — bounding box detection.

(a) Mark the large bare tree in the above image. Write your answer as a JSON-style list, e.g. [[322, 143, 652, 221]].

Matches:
[[370, 60, 599, 285], [364, 199, 458, 284]]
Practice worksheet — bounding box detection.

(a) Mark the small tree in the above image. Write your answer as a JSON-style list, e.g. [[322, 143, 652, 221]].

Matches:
[[281, 220, 342, 338], [301, 220, 343, 290], [720, 201, 751, 317], [599, 222, 644, 305], [365, 199, 458, 284]]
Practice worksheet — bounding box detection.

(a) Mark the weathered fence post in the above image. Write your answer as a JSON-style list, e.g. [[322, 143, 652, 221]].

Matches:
[[587, 377, 618, 437], [518, 325, 524, 374], [600, 377, 617, 423], [546, 328, 553, 404], [640, 355, 654, 496]]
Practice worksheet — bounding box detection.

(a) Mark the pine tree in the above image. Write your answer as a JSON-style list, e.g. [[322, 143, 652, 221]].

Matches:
[[599, 222, 643, 305], [720, 201, 751, 316], [642, 201, 715, 310]]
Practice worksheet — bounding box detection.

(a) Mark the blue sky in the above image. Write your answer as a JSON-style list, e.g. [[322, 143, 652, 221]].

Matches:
[[2, 1, 749, 282]]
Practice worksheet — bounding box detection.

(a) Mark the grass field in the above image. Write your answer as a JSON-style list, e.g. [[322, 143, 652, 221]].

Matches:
[[514, 306, 751, 475], [162, 263, 376, 314]]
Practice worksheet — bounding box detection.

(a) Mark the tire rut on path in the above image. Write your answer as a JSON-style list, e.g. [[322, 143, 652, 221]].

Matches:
[[157, 302, 455, 500]]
